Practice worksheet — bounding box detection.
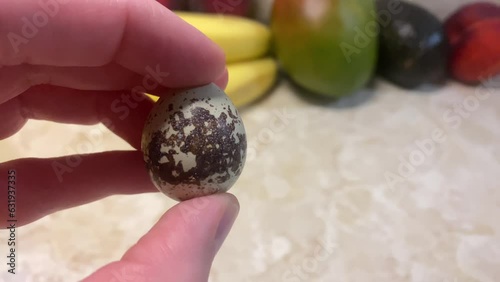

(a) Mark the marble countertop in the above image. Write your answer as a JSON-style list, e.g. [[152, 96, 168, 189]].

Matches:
[[1, 77, 500, 282]]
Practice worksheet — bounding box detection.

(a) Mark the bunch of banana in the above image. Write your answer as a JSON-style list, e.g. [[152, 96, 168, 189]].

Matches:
[[147, 12, 278, 108]]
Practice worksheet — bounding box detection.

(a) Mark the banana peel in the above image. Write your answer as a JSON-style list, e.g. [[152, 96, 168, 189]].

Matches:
[[225, 58, 278, 107], [147, 58, 278, 108], [175, 11, 271, 63]]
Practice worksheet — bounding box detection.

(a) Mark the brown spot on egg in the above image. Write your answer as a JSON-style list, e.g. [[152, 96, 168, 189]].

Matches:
[[145, 106, 246, 190]]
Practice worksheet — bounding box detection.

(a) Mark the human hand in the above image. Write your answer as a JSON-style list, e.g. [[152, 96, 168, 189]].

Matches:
[[0, 0, 237, 281], [84, 193, 239, 282]]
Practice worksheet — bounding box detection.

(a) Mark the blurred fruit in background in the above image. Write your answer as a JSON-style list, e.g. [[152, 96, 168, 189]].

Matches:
[[176, 12, 270, 63], [445, 2, 500, 84], [153, 0, 498, 108], [187, 0, 255, 17], [376, 0, 448, 89], [271, 0, 378, 98], [225, 58, 278, 107], [148, 11, 277, 108], [444, 2, 500, 47]]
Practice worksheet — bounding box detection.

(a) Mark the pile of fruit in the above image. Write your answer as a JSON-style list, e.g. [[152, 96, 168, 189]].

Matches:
[[156, 0, 500, 107]]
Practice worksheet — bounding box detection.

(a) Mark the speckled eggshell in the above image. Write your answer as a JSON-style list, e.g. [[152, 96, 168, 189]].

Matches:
[[141, 83, 247, 201]]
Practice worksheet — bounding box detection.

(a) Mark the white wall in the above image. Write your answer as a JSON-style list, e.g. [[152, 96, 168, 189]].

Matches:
[[408, 0, 489, 19]]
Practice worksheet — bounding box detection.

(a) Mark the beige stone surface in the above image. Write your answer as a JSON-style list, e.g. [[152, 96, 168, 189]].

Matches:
[[0, 77, 499, 282]]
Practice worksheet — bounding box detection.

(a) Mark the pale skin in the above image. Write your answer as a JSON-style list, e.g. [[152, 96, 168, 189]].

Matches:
[[0, 0, 240, 281]]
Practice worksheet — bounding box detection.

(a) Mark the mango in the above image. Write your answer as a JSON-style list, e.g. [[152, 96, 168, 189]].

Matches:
[[271, 0, 378, 98]]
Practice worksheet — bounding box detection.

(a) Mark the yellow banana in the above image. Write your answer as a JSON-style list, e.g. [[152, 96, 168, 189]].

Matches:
[[225, 58, 278, 107], [147, 58, 278, 108], [175, 11, 271, 63]]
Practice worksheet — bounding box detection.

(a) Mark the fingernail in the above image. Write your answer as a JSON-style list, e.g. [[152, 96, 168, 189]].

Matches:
[[214, 198, 239, 253]]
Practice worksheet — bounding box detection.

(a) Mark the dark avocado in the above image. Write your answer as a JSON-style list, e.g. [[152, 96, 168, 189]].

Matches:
[[376, 0, 448, 89]]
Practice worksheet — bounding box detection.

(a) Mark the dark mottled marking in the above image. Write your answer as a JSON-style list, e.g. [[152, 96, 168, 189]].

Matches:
[[146, 130, 167, 186], [145, 106, 246, 188], [227, 107, 237, 120], [168, 103, 173, 111]]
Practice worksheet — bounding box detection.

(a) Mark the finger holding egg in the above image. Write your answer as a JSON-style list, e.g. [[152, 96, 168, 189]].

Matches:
[[141, 83, 247, 201]]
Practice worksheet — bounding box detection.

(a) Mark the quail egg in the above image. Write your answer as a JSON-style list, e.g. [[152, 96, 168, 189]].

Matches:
[[141, 83, 247, 201]]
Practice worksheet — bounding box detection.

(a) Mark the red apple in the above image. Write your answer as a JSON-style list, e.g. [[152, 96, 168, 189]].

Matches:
[[449, 18, 500, 84], [444, 2, 500, 47], [187, 0, 254, 17]]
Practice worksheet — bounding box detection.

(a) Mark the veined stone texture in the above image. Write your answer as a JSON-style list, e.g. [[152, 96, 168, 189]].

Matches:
[[1, 77, 499, 282]]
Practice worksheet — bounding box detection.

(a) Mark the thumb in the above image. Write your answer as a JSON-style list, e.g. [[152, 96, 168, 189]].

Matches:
[[83, 193, 239, 282]]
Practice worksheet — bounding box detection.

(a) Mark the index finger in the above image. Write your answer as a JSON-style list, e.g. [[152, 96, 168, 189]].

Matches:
[[0, 0, 225, 88]]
